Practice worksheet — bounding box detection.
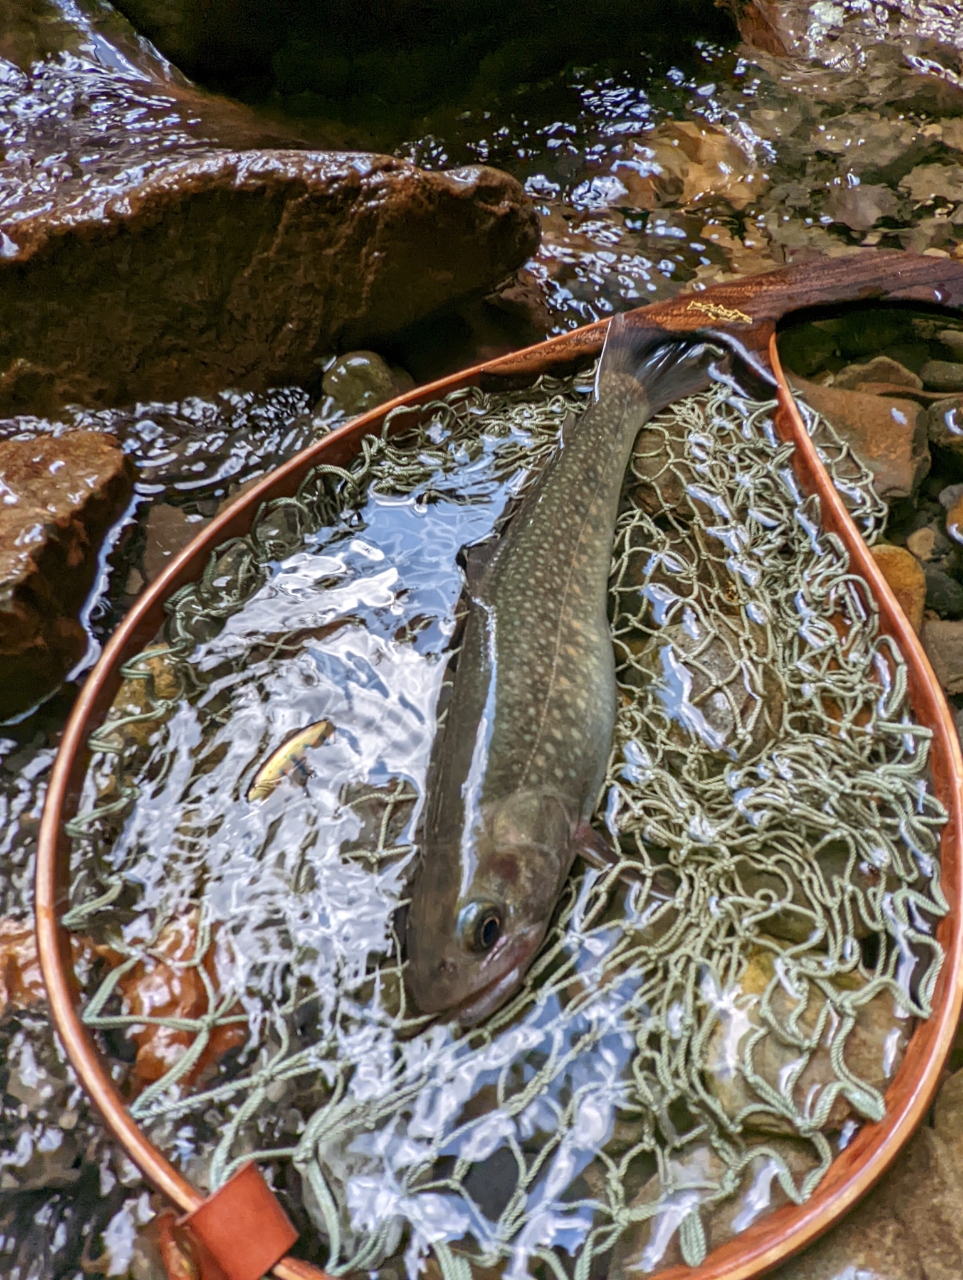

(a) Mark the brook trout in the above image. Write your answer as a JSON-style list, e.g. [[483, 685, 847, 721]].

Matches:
[[405, 316, 717, 1024]]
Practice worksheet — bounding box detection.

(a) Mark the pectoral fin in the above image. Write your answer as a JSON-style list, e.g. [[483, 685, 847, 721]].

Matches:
[[459, 538, 499, 600], [575, 820, 620, 870]]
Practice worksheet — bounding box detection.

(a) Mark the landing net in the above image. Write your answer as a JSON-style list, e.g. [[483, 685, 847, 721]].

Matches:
[[63, 365, 946, 1278]]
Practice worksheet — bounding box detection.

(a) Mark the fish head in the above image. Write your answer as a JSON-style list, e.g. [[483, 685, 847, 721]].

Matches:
[[405, 789, 577, 1025]]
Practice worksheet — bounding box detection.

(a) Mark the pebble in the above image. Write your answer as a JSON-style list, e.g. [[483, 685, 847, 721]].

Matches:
[[925, 396, 963, 454], [922, 619, 963, 695], [938, 482, 963, 511], [937, 329, 963, 360], [920, 360, 963, 392], [609, 1139, 820, 1277], [869, 544, 926, 633], [944, 491, 963, 546], [923, 564, 963, 618], [906, 524, 954, 564]]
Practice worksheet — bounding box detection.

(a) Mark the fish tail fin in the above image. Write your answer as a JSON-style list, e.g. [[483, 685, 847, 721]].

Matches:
[[596, 312, 719, 413]]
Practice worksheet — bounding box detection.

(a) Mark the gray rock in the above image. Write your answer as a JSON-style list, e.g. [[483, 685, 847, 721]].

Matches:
[[921, 360, 963, 393], [922, 619, 963, 694], [939, 482, 963, 510], [924, 564, 963, 619]]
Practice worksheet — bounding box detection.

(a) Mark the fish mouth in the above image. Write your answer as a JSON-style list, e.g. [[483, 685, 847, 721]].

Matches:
[[449, 926, 544, 1026], [452, 962, 525, 1026], [405, 922, 544, 1024]]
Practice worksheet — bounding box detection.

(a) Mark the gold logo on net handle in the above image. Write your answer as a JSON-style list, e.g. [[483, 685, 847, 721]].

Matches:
[[685, 300, 753, 325]]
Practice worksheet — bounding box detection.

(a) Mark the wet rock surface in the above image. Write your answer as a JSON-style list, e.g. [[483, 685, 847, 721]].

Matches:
[[0, 2, 539, 417], [0, 431, 134, 717], [704, 946, 908, 1137], [870, 543, 927, 634], [1, 148, 538, 415], [5, 0, 963, 1276], [787, 375, 929, 502]]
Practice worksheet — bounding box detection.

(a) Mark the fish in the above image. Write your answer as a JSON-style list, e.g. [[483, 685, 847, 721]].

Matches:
[[404, 314, 719, 1025], [248, 719, 335, 801]]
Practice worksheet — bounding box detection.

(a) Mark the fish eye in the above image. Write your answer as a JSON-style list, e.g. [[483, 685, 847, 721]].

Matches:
[[457, 901, 503, 953]]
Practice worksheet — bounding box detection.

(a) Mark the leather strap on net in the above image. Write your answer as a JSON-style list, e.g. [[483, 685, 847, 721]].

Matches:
[[158, 1162, 299, 1280]]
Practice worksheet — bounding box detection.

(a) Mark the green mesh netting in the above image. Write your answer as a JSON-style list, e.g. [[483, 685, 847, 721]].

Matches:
[[63, 367, 946, 1279]]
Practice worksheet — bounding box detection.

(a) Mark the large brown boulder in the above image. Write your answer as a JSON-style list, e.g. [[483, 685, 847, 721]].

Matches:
[[0, 151, 538, 415], [0, 432, 135, 716], [0, 2, 539, 416], [788, 375, 930, 502]]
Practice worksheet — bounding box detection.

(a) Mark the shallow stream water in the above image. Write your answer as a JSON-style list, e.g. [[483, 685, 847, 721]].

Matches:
[[4, 1, 963, 1276]]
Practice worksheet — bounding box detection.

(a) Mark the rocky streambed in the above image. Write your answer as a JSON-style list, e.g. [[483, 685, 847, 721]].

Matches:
[[4, 0, 963, 1277]]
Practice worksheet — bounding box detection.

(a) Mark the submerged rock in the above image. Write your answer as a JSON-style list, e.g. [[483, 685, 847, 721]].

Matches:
[[768, 1066, 963, 1280], [0, 432, 135, 718], [321, 352, 415, 417], [141, 504, 209, 584], [0, 1, 538, 415], [907, 522, 956, 567], [926, 396, 963, 455], [832, 355, 922, 391], [924, 565, 963, 620], [625, 618, 782, 763], [869, 544, 926, 634], [788, 376, 929, 502], [704, 945, 908, 1136], [921, 360, 963, 393], [609, 1138, 820, 1277], [922, 619, 963, 696], [610, 119, 767, 211]]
